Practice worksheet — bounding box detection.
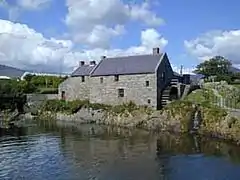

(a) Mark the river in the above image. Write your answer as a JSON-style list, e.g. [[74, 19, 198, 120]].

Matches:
[[0, 120, 240, 180]]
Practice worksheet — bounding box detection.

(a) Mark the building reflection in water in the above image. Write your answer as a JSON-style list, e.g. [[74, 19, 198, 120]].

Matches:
[[36, 120, 240, 179]]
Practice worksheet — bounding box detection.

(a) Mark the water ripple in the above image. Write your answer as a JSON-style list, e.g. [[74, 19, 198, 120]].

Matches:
[[0, 123, 240, 180]]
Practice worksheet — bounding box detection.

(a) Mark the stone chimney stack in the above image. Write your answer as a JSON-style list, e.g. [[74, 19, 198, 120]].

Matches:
[[79, 61, 85, 66], [90, 61, 96, 66], [153, 47, 160, 55]]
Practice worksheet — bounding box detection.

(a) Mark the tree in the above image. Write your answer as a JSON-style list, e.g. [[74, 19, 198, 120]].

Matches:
[[194, 56, 232, 77], [24, 74, 35, 82]]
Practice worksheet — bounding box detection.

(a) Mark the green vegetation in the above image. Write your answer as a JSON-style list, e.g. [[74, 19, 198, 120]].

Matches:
[[41, 99, 89, 114], [184, 89, 216, 105], [40, 99, 151, 115], [0, 75, 66, 95], [183, 87, 228, 118], [203, 82, 240, 109], [175, 87, 240, 142], [194, 55, 240, 85], [0, 75, 66, 110], [23, 74, 66, 94]]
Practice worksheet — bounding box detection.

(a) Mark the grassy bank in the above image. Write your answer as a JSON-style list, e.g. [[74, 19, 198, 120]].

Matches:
[[181, 87, 240, 143], [39, 99, 152, 116], [36, 93, 240, 144]]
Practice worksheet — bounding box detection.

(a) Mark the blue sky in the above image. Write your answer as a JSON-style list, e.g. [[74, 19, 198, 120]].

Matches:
[[0, 0, 240, 73]]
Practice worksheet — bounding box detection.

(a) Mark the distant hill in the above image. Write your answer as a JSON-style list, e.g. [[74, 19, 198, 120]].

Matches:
[[0, 64, 25, 79], [229, 66, 240, 73], [0, 64, 69, 79]]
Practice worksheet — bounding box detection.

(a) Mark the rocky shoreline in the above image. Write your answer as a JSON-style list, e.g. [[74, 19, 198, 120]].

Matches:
[[2, 100, 239, 145], [34, 101, 240, 145]]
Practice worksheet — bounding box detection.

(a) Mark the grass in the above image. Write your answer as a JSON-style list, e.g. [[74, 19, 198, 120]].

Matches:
[[40, 99, 151, 115], [184, 89, 215, 106], [37, 87, 58, 94], [233, 84, 240, 89]]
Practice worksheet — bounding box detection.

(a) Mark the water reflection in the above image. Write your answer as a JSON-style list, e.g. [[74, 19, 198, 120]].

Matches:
[[0, 120, 240, 180], [156, 133, 240, 163]]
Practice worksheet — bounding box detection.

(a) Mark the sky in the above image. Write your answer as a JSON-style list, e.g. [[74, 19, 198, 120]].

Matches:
[[0, 0, 240, 74]]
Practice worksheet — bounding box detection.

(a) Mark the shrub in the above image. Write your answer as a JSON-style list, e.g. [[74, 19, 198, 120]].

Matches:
[[88, 103, 111, 110], [41, 99, 89, 114], [40, 99, 150, 115], [111, 101, 138, 114], [39, 88, 58, 94]]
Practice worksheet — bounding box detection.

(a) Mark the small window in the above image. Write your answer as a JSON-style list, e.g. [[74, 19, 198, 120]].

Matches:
[[81, 76, 85, 82], [114, 75, 119, 82], [146, 81, 149, 87], [118, 88, 124, 97], [147, 99, 151, 104], [100, 77, 103, 83]]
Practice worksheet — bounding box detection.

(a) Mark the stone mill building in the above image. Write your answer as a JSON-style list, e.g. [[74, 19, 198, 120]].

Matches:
[[59, 47, 187, 109]]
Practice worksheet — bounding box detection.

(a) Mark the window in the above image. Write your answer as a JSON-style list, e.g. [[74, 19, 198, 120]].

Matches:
[[114, 75, 119, 82], [118, 88, 124, 97], [145, 81, 149, 87], [147, 99, 151, 104], [81, 76, 85, 82], [100, 77, 103, 83]]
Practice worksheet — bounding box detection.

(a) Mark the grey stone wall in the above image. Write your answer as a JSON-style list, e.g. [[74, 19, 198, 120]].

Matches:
[[90, 73, 157, 108], [27, 94, 58, 102], [58, 76, 90, 101]]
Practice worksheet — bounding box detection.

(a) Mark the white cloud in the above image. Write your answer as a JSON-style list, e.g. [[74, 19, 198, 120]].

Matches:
[[65, 0, 164, 48], [17, 0, 52, 10], [141, 28, 168, 48], [0, 19, 167, 73], [0, 0, 52, 21], [130, 2, 164, 26], [184, 30, 240, 65]]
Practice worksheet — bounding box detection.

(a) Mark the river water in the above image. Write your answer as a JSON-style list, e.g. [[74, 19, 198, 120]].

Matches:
[[1, 120, 240, 180]]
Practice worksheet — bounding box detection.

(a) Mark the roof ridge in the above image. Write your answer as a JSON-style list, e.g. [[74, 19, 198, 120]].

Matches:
[[103, 53, 163, 60]]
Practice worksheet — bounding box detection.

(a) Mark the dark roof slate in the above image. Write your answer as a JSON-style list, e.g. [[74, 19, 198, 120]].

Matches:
[[0, 64, 25, 78], [91, 54, 164, 76], [71, 65, 96, 76]]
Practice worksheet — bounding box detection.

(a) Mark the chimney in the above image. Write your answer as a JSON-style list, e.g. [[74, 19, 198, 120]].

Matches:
[[90, 61, 96, 66], [153, 47, 160, 55], [101, 56, 106, 60], [79, 61, 85, 66]]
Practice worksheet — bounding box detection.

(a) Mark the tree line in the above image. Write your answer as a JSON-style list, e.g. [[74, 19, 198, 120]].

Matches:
[[0, 75, 67, 96]]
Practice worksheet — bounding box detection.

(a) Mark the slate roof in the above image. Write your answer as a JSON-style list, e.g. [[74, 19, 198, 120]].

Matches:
[[71, 65, 96, 77], [0, 64, 25, 79], [91, 54, 164, 76]]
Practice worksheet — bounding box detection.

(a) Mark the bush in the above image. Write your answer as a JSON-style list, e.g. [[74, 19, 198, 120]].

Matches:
[[111, 101, 138, 114], [41, 99, 89, 114], [40, 100, 149, 115], [38, 88, 58, 94], [88, 103, 111, 110]]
